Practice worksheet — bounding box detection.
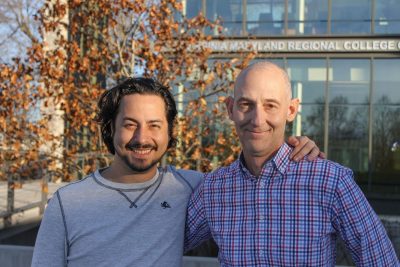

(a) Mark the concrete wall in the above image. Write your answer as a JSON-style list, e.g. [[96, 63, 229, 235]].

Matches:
[[0, 246, 220, 267], [0, 245, 353, 267], [0, 245, 33, 267], [183, 256, 219, 267]]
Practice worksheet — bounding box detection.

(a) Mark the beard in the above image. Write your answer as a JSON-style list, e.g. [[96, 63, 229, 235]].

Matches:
[[121, 155, 161, 173], [118, 143, 166, 173]]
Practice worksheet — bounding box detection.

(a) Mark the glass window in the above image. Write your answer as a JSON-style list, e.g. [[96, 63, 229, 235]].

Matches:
[[287, 0, 328, 35], [206, 0, 243, 35], [256, 57, 400, 205], [373, 59, 400, 104], [286, 59, 326, 148], [374, 0, 400, 34], [327, 59, 370, 174], [371, 104, 400, 192], [331, 0, 371, 34], [247, 0, 284, 36], [287, 59, 326, 104], [185, 0, 203, 18], [295, 104, 325, 148], [371, 59, 400, 195], [329, 60, 370, 104], [329, 105, 369, 172]]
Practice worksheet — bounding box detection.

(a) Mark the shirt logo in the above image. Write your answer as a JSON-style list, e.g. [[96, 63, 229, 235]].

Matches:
[[161, 201, 171, 209]]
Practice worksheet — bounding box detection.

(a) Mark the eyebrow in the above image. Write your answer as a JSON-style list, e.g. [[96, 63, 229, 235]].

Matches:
[[236, 97, 254, 103], [147, 120, 164, 124], [122, 117, 137, 123], [236, 97, 280, 104], [122, 117, 164, 124], [263, 99, 280, 105]]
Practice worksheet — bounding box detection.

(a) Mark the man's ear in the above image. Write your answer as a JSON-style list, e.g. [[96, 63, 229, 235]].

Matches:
[[287, 98, 299, 122], [225, 96, 234, 120]]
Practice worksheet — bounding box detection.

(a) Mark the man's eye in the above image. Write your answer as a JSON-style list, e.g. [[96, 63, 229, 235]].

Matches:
[[265, 104, 277, 110], [238, 103, 251, 111], [150, 124, 161, 129], [124, 124, 136, 129]]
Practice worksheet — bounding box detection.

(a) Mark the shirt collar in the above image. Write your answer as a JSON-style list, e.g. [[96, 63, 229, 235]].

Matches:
[[238, 142, 293, 180], [273, 142, 292, 175], [94, 167, 161, 190]]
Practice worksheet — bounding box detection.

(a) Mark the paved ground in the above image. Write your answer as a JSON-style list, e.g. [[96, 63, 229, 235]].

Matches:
[[0, 181, 66, 229]]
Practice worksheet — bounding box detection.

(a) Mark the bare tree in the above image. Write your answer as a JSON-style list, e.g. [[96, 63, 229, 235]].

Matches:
[[0, 0, 42, 63]]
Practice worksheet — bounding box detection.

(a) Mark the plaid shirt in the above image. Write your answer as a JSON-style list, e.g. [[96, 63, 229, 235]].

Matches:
[[185, 143, 399, 266]]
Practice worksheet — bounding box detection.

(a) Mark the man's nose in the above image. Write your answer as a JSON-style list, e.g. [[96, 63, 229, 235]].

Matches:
[[251, 105, 266, 127], [132, 126, 149, 143]]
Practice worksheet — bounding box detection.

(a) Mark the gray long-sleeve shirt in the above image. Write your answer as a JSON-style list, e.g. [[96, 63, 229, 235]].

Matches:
[[32, 166, 203, 267]]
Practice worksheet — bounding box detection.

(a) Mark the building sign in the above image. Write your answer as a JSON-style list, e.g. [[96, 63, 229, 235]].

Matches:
[[202, 39, 400, 53]]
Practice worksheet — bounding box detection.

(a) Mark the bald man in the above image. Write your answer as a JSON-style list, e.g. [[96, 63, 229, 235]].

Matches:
[[185, 62, 399, 266]]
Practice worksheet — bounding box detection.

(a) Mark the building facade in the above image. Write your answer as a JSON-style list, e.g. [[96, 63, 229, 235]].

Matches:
[[185, 0, 400, 214]]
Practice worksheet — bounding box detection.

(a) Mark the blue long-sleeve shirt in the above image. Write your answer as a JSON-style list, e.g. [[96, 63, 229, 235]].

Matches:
[[185, 143, 399, 266]]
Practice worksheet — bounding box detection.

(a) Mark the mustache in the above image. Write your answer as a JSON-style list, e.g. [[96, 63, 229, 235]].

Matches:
[[126, 143, 157, 150], [238, 121, 268, 132], [246, 129, 270, 132], [240, 126, 270, 132]]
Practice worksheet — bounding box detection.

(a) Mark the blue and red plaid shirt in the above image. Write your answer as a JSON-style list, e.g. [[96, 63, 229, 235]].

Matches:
[[185, 143, 399, 266]]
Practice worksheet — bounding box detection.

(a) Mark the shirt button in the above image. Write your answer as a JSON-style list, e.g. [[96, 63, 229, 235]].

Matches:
[[259, 215, 266, 220], [259, 250, 264, 256]]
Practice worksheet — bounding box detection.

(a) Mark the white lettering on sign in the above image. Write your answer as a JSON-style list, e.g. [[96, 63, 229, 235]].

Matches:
[[201, 39, 400, 53], [287, 41, 340, 51], [342, 40, 397, 51]]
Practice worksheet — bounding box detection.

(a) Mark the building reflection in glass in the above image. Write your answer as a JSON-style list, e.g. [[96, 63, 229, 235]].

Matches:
[[286, 58, 400, 195], [185, 0, 400, 36]]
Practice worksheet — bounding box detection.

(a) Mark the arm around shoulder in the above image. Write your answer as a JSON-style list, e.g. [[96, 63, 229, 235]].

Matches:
[[31, 191, 67, 267]]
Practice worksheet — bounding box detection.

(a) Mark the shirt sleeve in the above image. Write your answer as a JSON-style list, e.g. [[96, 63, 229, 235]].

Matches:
[[332, 169, 400, 267], [184, 180, 212, 252], [31, 191, 67, 267]]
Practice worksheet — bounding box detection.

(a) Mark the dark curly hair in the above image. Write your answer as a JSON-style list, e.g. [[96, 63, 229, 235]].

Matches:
[[96, 77, 178, 154]]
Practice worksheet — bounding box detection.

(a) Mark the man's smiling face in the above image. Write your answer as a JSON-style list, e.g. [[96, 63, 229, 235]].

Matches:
[[229, 64, 298, 161], [112, 94, 169, 173]]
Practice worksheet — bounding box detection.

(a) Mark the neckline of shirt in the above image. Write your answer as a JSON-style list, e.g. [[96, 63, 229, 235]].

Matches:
[[93, 168, 161, 190], [238, 142, 292, 180]]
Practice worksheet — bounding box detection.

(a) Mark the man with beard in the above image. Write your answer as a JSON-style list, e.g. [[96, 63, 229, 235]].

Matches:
[[185, 62, 399, 266], [32, 77, 322, 266]]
